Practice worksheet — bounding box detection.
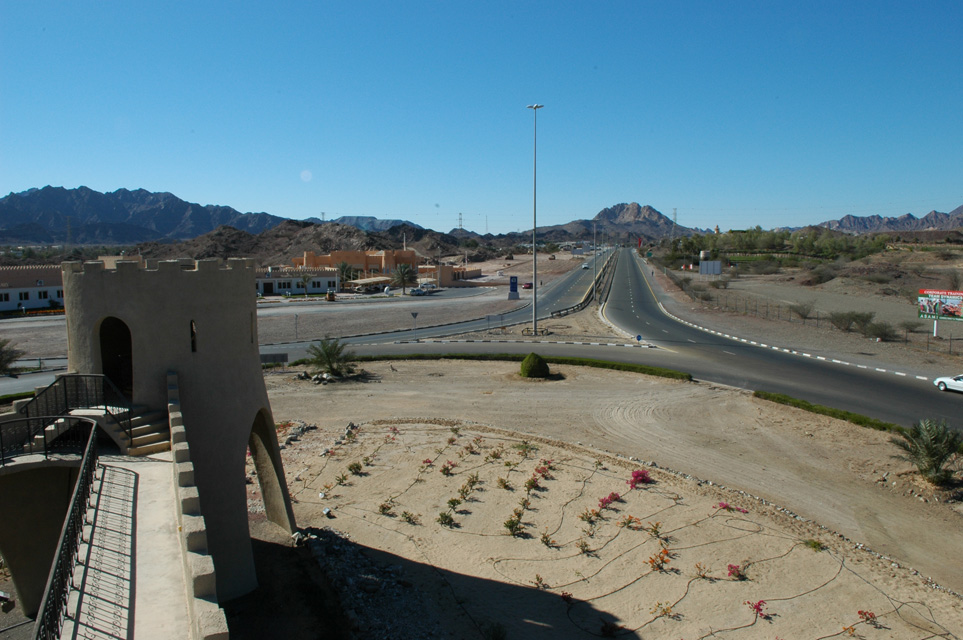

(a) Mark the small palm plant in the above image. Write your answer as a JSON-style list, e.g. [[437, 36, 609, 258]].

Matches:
[[391, 263, 418, 294], [336, 261, 356, 291], [306, 337, 356, 377], [890, 419, 962, 485]]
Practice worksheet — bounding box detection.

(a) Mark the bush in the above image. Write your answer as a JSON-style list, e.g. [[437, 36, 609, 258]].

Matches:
[[898, 320, 923, 334], [862, 321, 897, 341], [520, 352, 550, 379], [807, 264, 838, 285], [829, 311, 857, 332], [890, 419, 962, 485], [851, 312, 876, 334]]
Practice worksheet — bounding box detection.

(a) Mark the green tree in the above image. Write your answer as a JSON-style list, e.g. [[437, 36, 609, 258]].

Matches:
[[890, 419, 962, 485], [306, 337, 356, 377], [391, 263, 418, 294], [0, 338, 25, 375], [298, 273, 313, 297], [336, 261, 356, 291], [520, 352, 550, 378]]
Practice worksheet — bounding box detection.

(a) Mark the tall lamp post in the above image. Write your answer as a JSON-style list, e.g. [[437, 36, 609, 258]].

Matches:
[[527, 103, 543, 335]]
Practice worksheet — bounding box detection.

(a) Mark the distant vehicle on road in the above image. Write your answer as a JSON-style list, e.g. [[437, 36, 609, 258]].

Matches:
[[581, 264, 590, 269], [521, 282, 533, 289], [934, 374, 963, 393]]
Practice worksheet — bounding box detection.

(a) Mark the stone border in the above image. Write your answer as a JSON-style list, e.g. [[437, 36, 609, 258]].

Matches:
[[167, 371, 230, 640]]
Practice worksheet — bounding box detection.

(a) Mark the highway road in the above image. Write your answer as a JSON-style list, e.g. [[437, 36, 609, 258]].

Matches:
[[4, 247, 959, 430]]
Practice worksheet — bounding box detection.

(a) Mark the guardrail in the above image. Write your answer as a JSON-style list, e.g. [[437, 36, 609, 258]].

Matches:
[[0, 415, 96, 465], [551, 252, 618, 318], [33, 421, 99, 640], [17, 374, 131, 443]]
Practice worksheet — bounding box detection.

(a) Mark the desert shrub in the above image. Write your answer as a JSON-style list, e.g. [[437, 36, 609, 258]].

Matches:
[[890, 419, 962, 485], [851, 312, 876, 334], [789, 301, 814, 320], [862, 273, 894, 284], [520, 352, 550, 379], [709, 277, 730, 289], [829, 311, 857, 332], [898, 320, 923, 334], [807, 264, 839, 285], [749, 260, 780, 275], [862, 321, 897, 341]]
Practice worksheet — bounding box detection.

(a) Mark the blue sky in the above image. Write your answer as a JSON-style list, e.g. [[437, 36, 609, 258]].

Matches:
[[2, 1, 960, 235]]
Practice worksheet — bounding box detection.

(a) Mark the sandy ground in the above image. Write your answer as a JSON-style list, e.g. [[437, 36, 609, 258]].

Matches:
[[263, 361, 962, 639]]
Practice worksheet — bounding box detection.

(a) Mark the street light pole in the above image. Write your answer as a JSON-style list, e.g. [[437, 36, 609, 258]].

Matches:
[[527, 103, 543, 336]]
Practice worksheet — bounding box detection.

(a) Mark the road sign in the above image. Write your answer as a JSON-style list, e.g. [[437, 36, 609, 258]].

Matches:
[[636, 335, 642, 342]]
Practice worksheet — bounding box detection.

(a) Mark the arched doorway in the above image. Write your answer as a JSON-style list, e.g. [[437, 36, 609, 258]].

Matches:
[[100, 317, 133, 399]]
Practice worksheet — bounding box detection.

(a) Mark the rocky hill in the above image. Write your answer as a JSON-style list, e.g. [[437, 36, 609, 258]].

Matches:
[[818, 205, 963, 234], [0, 186, 287, 244]]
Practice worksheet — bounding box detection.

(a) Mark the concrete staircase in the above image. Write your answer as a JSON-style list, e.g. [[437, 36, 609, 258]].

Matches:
[[24, 406, 171, 457], [126, 408, 172, 456]]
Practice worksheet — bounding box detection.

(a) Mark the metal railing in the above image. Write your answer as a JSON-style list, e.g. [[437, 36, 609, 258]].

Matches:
[[17, 374, 131, 443], [551, 251, 618, 318], [0, 416, 95, 465], [33, 421, 99, 640]]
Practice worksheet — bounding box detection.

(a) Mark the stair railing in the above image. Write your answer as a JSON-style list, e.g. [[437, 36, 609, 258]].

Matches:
[[17, 374, 131, 443], [33, 421, 98, 640], [0, 416, 94, 465]]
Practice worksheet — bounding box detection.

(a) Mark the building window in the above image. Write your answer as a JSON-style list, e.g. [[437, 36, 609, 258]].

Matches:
[[328, 280, 336, 288], [19, 292, 29, 301], [38, 291, 48, 300], [56, 290, 63, 298], [0, 293, 7, 302]]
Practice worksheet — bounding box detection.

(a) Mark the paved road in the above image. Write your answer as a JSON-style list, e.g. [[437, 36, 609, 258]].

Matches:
[[5, 247, 959, 430]]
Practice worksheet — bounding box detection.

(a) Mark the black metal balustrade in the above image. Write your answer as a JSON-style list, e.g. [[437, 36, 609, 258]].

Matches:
[[33, 421, 99, 640], [0, 416, 95, 465], [16, 374, 131, 443]]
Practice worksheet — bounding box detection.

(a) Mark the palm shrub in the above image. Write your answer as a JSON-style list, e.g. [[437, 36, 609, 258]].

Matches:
[[307, 337, 356, 377], [336, 261, 356, 290], [391, 263, 418, 294], [890, 419, 962, 485], [520, 353, 550, 379], [0, 339, 24, 375]]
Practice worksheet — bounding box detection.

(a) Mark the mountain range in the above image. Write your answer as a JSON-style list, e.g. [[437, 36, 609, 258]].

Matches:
[[1, 186, 961, 247]]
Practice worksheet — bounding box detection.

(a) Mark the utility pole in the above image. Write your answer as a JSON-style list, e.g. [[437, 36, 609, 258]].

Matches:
[[527, 103, 543, 336]]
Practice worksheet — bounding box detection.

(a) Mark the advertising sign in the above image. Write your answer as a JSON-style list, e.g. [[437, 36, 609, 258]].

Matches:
[[918, 289, 963, 321], [510, 276, 518, 293]]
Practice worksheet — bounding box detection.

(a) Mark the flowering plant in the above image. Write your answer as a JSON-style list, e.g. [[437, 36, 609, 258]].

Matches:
[[627, 469, 652, 488], [858, 610, 879, 627], [728, 563, 748, 580], [716, 502, 748, 514], [745, 600, 768, 618], [440, 460, 456, 476]]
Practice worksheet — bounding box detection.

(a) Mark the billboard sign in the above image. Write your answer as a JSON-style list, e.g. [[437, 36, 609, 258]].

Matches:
[[699, 260, 722, 276], [510, 276, 518, 293], [918, 289, 963, 321]]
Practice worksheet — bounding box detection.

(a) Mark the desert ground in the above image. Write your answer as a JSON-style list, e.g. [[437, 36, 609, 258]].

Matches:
[[239, 253, 962, 639], [256, 357, 962, 639]]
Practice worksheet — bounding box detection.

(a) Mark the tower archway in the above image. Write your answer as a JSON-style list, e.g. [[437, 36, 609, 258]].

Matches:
[[99, 316, 132, 399], [247, 409, 296, 532]]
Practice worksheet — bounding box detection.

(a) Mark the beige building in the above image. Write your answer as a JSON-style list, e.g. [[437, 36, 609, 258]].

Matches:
[[293, 249, 419, 277]]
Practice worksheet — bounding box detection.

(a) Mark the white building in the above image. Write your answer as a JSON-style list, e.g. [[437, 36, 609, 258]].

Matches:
[[0, 265, 64, 312], [254, 267, 339, 296]]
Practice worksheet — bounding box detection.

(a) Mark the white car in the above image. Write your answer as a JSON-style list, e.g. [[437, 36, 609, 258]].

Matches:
[[933, 374, 963, 393]]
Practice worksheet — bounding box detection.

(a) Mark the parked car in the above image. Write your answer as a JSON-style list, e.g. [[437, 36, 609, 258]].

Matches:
[[408, 288, 426, 296], [521, 282, 533, 289], [933, 374, 963, 392], [420, 283, 437, 290]]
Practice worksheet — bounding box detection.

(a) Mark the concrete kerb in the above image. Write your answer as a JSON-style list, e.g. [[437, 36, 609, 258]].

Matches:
[[167, 372, 229, 640]]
